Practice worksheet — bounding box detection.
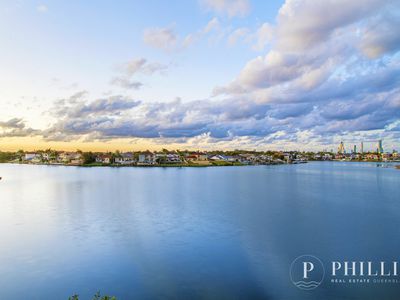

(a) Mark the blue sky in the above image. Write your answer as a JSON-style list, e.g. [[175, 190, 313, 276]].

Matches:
[[0, 0, 399, 151]]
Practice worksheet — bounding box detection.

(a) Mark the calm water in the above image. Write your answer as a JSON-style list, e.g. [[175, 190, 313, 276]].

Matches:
[[0, 162, 399, 300]]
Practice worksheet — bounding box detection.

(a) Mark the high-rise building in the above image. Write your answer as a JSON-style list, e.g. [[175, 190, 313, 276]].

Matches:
[[378, 140, 384, 154], [338, 141, 345, 154], [353, 145, 357, 154], [361, 142, 364, 154]]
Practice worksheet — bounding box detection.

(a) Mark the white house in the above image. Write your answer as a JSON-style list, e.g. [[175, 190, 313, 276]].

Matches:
[[24, 153, 40, 162], [115, 152, 135, 164], [96, 155, 112, 164], [209, 155, 228, 161], [138, 152, 155, 164]]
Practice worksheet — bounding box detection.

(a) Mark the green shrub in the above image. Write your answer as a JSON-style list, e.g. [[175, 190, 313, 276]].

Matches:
[[68, 292, 116, 300]]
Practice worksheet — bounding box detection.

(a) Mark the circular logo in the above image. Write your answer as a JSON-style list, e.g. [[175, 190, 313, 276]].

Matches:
[[290, 255, 325, 290]]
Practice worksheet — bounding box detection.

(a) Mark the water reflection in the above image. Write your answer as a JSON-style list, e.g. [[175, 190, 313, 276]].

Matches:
[[0, 162, 399, 299]]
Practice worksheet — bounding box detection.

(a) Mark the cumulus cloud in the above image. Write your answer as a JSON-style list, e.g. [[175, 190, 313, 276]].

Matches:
[[144, 17, 230, 52], [110, 57, 168, 90], [200, 0, 251, 17], [252, 23, 274, 51], [35, 77, 399, 147], [51, 95, 141, 119], [275, 0, 383, 51], [143, 27, 177, 52], [215, 0, 399, 96], [3, 0, 399, 150], [0, 118, 40, 138], [360, 10, 400, 58], [109, 77, 143, 90], [208, 0, 400, 147], [0, 118, 26, 129], [117, 58, 167, 76]]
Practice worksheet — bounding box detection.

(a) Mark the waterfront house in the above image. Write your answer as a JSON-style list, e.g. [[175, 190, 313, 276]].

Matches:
[[209, 154, 228, 161], [70, 153, 83, 165], [259, 155, 273, 163], [392, 151, 398, 159], [197, 153, 208, 161], [42, 153, 50, 161], [381, 153, 390, 162], [365, 153, 379, 160], [225, 156, 239, 162], [24, 153, 36, 161], [115, 152, 135, 164], [95, 154, 112, 164], [185, 152, 208, 161], [24, 153, 41, 163], [166, 153, 181, 163], [335, 154, 346, 160], [58, 152, 71, 163], [58, 152, 82, 164], [186, 154, 198, 161], [154, 153, 166, 163], [138, 151, 155, 165], [239, 153, 258, 163]]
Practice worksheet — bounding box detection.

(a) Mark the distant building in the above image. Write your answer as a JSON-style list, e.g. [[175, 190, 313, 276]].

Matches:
[[58, 152, 81, 163], [378, 140, 384, 154], [165, 153, 181, 163], [185, 152, 208, 161], [24, 153, 40, 162], [209, 154, 228, 161], [95, 154, 112, 164], [138, 152, 155, 164], [365, 153, 379, 160], [114, 152, 135, 164], [338, 141, 345, 154]]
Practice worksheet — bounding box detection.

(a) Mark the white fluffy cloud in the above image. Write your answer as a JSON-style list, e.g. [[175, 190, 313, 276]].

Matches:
[[110, 58, 168, 90], [118, 58, 168, 76], [143, 27, 177, 52], [275, 0, 383, 51], [216, 0, 398, 97], [4, 0, 400, 150], [360, 10, 400, 58], [252, 23, 274, 51]]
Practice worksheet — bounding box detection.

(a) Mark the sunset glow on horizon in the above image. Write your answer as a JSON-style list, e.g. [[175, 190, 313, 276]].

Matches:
[[1, 0, 399, 152]]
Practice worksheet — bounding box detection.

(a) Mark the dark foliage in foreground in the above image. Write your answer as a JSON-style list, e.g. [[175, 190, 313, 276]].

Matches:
[[68, 292, 116, 300]]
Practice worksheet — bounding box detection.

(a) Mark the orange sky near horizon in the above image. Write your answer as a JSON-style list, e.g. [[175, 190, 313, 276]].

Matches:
[[0, 137, 170, 152], [0, 137, 246, 152]]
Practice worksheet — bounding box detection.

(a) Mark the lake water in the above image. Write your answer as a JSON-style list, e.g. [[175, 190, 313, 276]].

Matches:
[[0, 162, 399, 299]]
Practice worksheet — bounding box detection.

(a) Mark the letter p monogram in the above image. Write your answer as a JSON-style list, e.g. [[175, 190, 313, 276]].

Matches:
[[303, 262, 314, 279]]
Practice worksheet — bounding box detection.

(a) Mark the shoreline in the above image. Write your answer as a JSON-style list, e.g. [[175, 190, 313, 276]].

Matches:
[[0, 161, 284, 168], [1, 160, 399, 169]]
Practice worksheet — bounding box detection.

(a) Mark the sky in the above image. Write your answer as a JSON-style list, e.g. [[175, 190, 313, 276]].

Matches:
[[0, 0, 399, 152]]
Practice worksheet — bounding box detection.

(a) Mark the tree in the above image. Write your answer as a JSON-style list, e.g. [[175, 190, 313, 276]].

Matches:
[[82, 152, 96, 164], [68, 292, 117, 300]]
